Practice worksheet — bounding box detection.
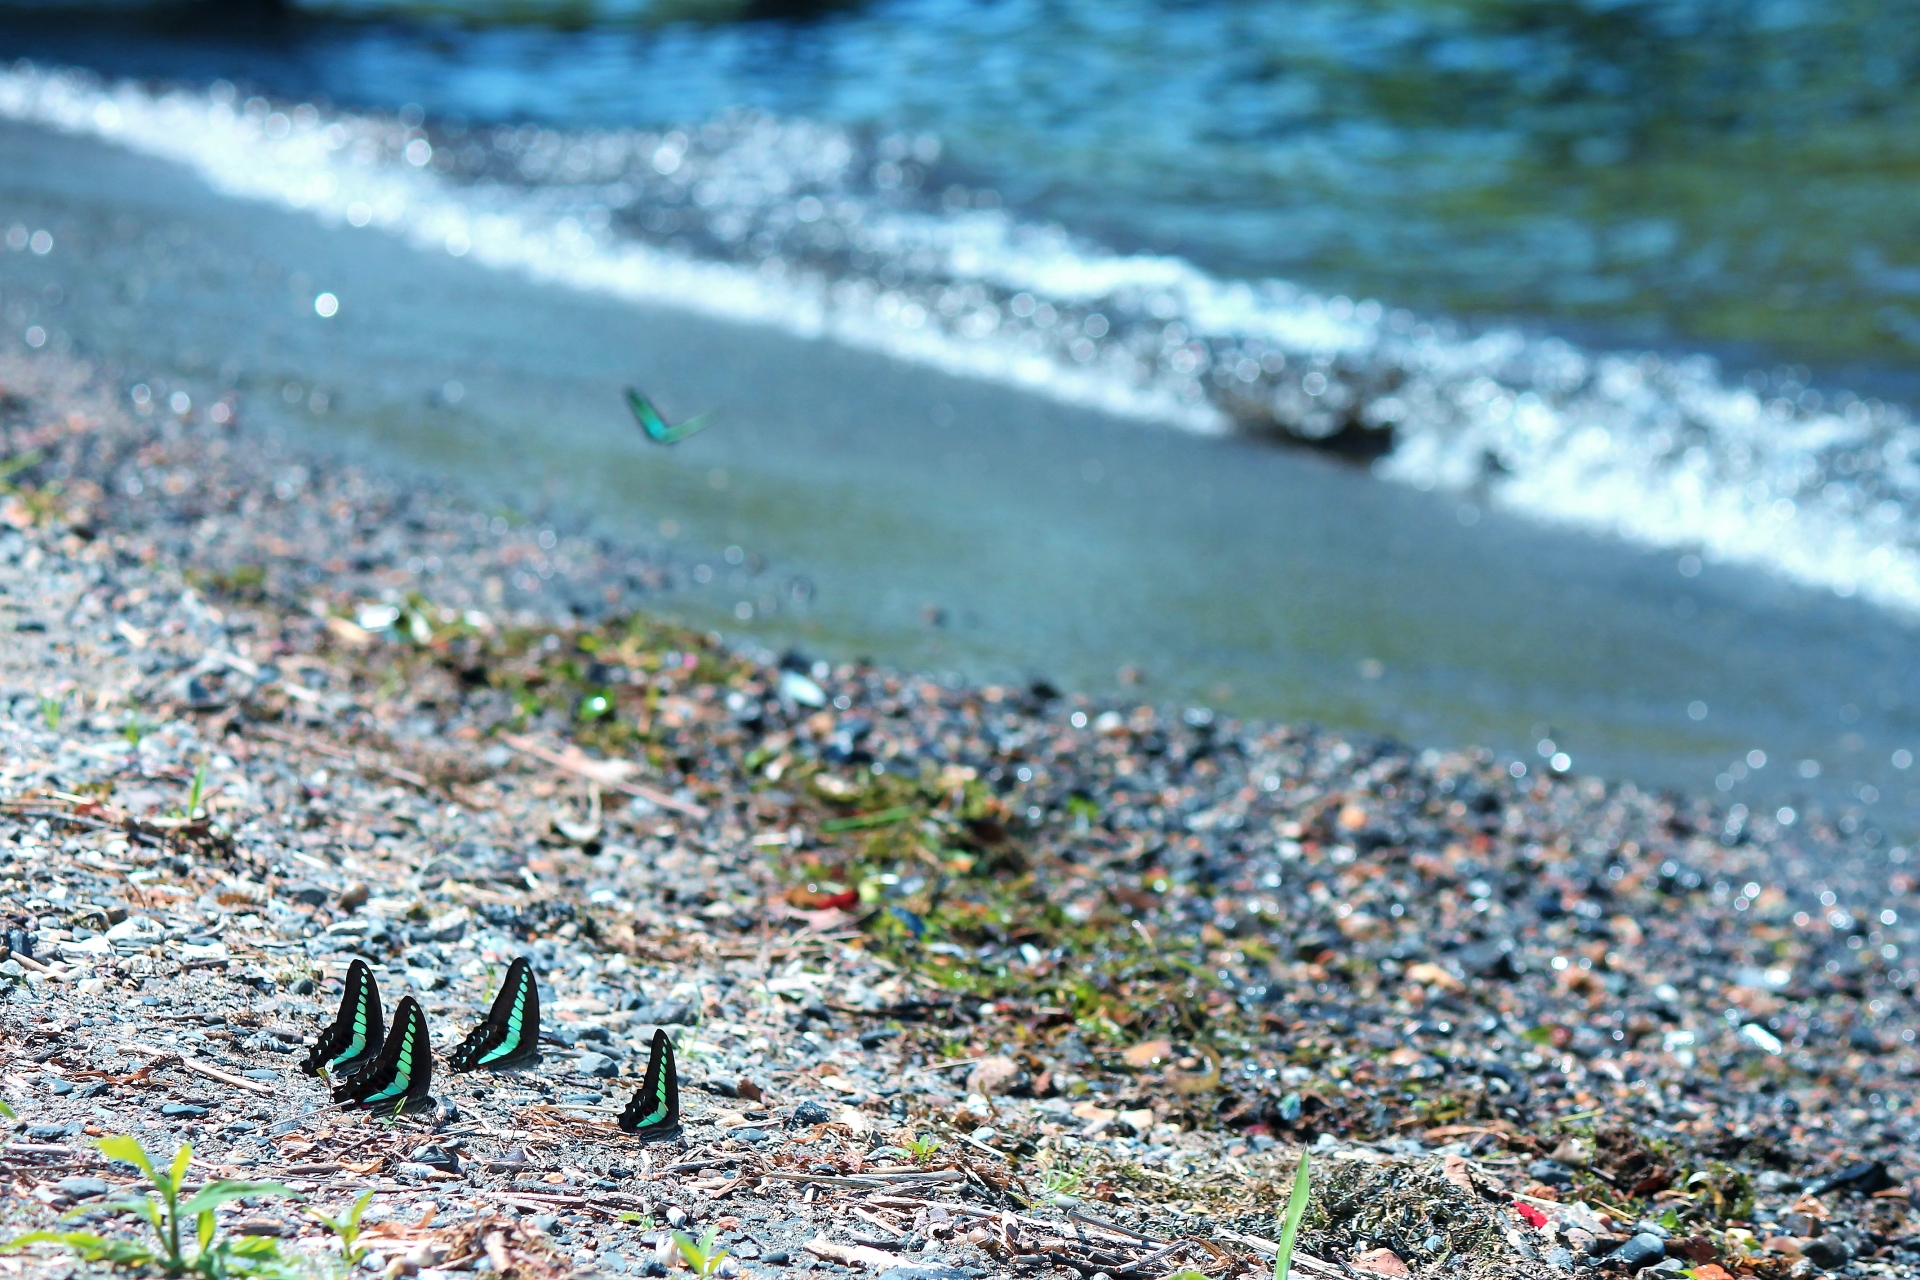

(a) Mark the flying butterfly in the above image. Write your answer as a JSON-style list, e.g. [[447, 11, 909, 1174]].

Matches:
[[447, 955, 541, 1073], [626, 388, 714, 444], [301, 957, 385, 1081], [332, 996, 434, 1114], [617, 1028, 682, 1142]]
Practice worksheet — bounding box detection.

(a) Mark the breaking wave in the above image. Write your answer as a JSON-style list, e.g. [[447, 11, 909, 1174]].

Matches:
[[7, 61, 1920, 613]]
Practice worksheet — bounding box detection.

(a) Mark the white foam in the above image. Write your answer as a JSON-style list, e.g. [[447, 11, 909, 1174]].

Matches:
[[7, 63, 1920, 615]]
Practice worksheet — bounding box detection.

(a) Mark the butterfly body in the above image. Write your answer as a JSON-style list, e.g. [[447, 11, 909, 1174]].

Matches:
[[333, 995, 434, 1114], [447, 955, 542, 1073], [302, 958, 385, 1081], [626, 388, 713, 444], [617, 1028, 682, 1142]]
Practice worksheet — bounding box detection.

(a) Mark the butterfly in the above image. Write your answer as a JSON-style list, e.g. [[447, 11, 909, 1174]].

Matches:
[[446, 955, 541, 1072], [617, 1028, 682, 1141], [301, 958, 385, 1081], [332, 995, 434, 1114], [626, 388, 713, 444]]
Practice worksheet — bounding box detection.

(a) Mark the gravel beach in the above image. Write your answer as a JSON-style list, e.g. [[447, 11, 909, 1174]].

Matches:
[[0, 344, 1916, 1280]]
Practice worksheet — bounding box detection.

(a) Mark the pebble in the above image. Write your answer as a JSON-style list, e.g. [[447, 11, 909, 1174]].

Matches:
[[788, 1100, 833, 1127], [55, 1177, 109, 1201], [1607, 1234, 1667, 1269], [575, 1052, 618, 1078]]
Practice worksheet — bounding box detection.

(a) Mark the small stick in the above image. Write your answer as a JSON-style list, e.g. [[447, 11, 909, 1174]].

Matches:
[[122, 1043, 275, 1096], [851, 1206, 904, 1238], [500, 734, 707, 818], [1067, 1212, 1160, 1245]]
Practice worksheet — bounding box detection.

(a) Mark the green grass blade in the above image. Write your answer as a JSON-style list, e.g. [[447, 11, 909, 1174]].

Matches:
[[1274, 1150, 1310, 1280], [169, 1141, 195, 1198], [96, 1135, 157, 1181], [179, 1182, 294, 1219]]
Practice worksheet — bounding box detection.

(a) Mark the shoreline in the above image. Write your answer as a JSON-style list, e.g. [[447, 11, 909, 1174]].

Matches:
[[0, 343, 1915, 1278]]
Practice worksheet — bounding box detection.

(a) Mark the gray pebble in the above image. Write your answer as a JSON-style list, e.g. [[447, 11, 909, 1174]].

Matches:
[[1606, 1234, 1667, 1269]]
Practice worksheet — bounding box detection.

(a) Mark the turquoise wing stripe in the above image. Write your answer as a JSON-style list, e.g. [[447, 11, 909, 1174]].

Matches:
[[365, 1039, 414, 1103], [328, 1005, 370, 1067], [478, 980, 529, 1062]]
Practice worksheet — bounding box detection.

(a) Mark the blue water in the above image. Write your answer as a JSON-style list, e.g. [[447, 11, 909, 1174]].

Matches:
[[10, 0, 1920, 380]]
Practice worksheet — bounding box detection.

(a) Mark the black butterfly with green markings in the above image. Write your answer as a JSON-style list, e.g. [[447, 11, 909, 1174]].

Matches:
[[332, 995, 434, 1114], [301, 958, 385, 1081], [626, 388, 713, 444], [617, 1028, 681, 1141], [447, 955, 541, 1072]]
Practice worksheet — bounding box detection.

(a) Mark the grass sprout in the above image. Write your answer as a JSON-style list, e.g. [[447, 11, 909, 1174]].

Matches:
[[186, 762, 209, 818], [1274, 1150, 1310, 1280], [1039, 1163, 1087, 1202], [303, 1190, 375, 1280], [671, 1228, 729, 1277], [2, 1135, 294, 1278]]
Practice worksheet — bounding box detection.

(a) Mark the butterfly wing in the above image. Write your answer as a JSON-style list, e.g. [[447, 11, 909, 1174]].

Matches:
[[626, 388, 713, 444], [302, 959, 385, 1079], [447, 956, 541, 1072], [617, 1028, 680, 1140], [625, 389, 671, 442], [660, 413, 712, 444], [333, 996, 433, 1112]]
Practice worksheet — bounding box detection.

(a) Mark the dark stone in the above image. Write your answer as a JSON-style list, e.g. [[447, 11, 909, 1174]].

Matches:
[[760, 1253, 790, 1267], [1528, 1159, 1575, 1188], [56, 1177, 109, 1201], [45, 1079, 73, 1096], [877, 1267, 973, 1280], [1455, 938, 1518, 978], [1848, 1023, 1885, 1053], [1606, 1234, 1666, 1269], [1802, 1237, 1853, 1269], [789, 1099, 833, 1127], [575, 1052, 618, 1078], [413, 1144, 461, 1172], [161, 1103, 210, 1118], [1804, 1160, 1894, 1197], [25, 1124, 73, 1140], [732, 1128, 770, 1144], [285, 885, 330, 907], [636, 999, 695, 1026]]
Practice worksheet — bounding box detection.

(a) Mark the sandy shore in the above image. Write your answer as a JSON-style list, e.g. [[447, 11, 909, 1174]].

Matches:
[[0, 344, 1915, 1280]]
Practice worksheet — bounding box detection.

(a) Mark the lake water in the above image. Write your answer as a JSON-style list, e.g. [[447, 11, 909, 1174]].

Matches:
[[2, 0, 1919, 852]]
